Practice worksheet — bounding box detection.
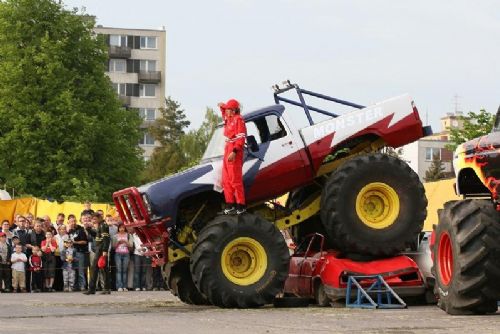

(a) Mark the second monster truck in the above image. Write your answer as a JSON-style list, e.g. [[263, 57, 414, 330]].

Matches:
[[113, 83, 430, 308]]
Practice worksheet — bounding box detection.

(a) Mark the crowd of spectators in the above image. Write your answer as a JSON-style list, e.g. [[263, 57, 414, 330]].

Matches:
[[0, 203, 164, 293]]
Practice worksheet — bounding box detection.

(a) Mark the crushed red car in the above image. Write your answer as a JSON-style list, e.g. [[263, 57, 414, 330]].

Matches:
[[283, 233, 427, 306]]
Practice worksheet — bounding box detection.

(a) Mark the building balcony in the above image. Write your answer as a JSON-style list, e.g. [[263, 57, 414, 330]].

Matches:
[[138, 71, 161, 83], [109, 45, 131, 58], [118, 95, 131, 106]]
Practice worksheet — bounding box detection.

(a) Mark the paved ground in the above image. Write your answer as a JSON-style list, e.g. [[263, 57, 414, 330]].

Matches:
[[1, 291, 499, 334]]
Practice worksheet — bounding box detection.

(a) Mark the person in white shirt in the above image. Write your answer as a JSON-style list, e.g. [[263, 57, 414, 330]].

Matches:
[[132, 233, 150, 291], [11, 244, 27, 292]]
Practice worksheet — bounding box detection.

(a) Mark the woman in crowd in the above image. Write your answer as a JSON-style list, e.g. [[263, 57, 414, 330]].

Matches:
[[54, 225, 67, 290], [40, 231, 57, 291], [112, 224, 133, 292]]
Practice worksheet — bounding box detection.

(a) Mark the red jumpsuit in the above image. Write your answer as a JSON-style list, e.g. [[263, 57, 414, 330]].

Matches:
[[221, 107, 247, 206]]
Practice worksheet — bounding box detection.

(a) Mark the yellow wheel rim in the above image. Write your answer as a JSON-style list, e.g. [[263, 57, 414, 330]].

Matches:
[[355, 182, 400, 229], [221, 237, 267, 286]]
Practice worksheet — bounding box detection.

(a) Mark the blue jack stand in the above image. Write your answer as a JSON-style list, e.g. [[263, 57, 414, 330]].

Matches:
[[345, 275, 407, 309]]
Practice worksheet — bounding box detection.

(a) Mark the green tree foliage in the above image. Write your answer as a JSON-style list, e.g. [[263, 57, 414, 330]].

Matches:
[[425, 154, 445, 182], [149, 97, 190, 147], [180, 108, 221, 167], [446, 109, 495, 151], [141, 97, 190, 182], [0, 0, 143, 201], [141, 103, 222, 183]]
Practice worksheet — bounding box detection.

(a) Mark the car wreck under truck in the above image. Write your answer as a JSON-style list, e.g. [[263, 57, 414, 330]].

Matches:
[[113, 82, 432, 308]]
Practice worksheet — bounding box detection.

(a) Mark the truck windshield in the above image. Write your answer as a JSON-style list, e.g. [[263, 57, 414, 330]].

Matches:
[[202, 126, 225, 160]]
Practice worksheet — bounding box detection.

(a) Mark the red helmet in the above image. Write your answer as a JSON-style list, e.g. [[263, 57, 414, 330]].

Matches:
[[221, 99, 240, 110]]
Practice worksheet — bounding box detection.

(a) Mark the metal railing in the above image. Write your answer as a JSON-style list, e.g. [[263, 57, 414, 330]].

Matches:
[[138, 71, 161, 83], [109, 45, 132, 58]]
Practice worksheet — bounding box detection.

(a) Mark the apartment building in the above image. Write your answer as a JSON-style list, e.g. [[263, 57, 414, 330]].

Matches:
[[94, 26, 166, 160], [400, 113, 463, 181]]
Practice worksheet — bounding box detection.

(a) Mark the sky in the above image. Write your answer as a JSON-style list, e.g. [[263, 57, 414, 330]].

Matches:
[[64, 0, 500, 131]]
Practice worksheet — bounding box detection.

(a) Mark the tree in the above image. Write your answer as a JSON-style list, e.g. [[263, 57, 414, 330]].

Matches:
[[141, 105, 222, 182], [0, 0, 143, 201], [149, 97, 190, 147], [141, 97, 190, 182], [180, 108, 222, 167], [446, 109, 495, 151], [425, 154, 445, 182]]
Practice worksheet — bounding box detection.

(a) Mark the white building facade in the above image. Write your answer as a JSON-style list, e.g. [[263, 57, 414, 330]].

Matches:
[[94, 26, 166, 160]]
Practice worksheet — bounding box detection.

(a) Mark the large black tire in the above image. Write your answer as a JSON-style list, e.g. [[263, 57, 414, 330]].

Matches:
[[431, 200, 500, 315], [320, 153, 427, 257], [190, 214, 289, 308], [168, 260, 209, 305]]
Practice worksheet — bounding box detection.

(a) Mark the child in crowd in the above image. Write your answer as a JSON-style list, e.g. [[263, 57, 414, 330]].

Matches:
[[11, 244, 27, 292], [61, 238, 76, 292], [11, 235, 22, 252], [29, 245, 43, 292]]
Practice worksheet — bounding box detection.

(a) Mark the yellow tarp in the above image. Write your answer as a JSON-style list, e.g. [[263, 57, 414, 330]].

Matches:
[[0, 197, 115, 223], [423, 178, 460, 231]]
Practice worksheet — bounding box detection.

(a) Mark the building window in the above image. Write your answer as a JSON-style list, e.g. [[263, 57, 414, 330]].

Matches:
[[139, 108, 156, 121], [110, 35, 127, 47], [425, 147, 441, 161], [109, 59, 126, 73], [140, 60, 157, 72], [112, 83, 126, 96], [140, 36, 157, 49], [139, 133, 155, 146], [139, 84, 156, 97]]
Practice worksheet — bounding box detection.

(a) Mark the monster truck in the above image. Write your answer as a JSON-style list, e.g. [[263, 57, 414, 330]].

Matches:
[[113, 82, 430, 308], [432, 106, 500, 315]]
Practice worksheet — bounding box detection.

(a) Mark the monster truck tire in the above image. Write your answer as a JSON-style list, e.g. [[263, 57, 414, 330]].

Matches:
[[190, 214, 289, 308], [320, 153, 427, 257], [431, 200, 500, 315], [168, 260, 209, 305]]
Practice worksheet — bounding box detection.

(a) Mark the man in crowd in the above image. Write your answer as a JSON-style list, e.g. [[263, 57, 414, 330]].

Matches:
[[68, 214, 88, 291], [81, 201, 95, 216], [26, 221, 46, 251], [26, 220, 46, 291], [84, 213, 111, 295], [54, 213, 65, 230], [14, 216, 29, 250], [42, 215, 56, 235]]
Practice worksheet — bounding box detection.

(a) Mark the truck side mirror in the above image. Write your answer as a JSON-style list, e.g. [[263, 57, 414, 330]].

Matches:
[[247, 135, 259, 152]]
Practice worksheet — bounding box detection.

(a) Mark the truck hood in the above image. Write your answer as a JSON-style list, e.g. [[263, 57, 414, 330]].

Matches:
[[138, 161, 221, 221], [455, 137, 483, 156]]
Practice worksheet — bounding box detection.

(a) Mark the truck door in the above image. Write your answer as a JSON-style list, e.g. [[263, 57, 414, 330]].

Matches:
[[243, 113, 311, 202]]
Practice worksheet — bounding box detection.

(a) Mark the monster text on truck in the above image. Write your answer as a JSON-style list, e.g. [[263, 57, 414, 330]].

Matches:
[[113, 81, 432, 308], [432, 106, 500, 315]]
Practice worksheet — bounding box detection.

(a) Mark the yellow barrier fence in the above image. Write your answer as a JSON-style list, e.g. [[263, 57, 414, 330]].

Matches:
[[422, 178, 460, 231], [0, 197, 114, 223]]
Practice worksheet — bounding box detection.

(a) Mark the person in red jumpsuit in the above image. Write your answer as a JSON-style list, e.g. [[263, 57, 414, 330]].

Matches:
[[218, 99, 247, 215]]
